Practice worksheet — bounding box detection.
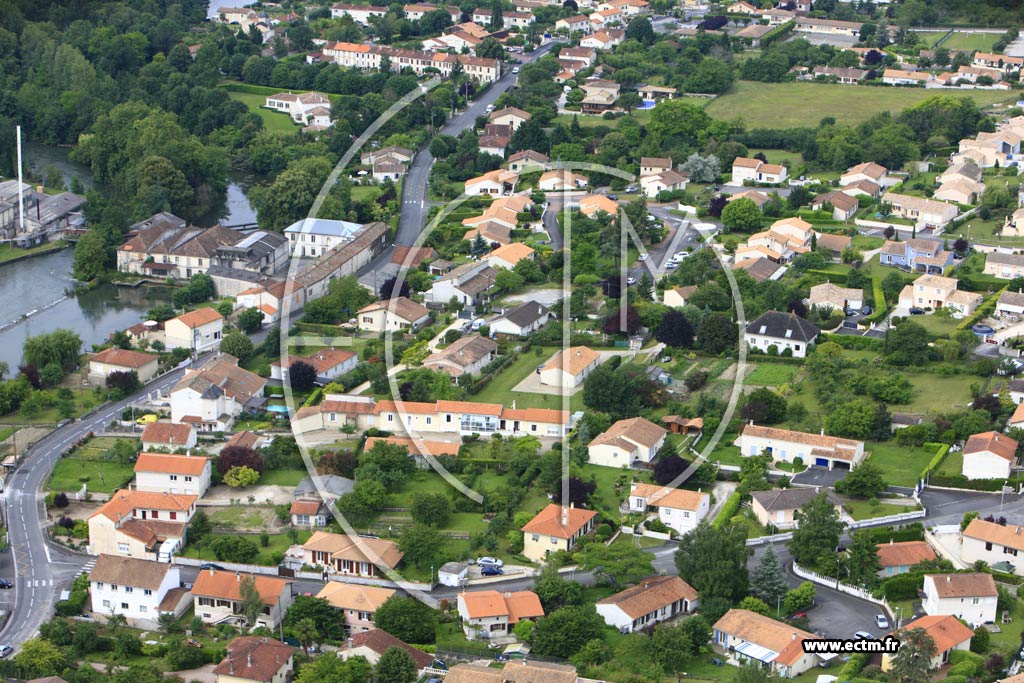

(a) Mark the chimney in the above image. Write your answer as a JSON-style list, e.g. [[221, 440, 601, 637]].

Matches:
[[792, 633, 797, 640], [1017, 527, 1022, 535], [820, 428, 825, 436], [236, 571, 241, 581], [347, 638, 353, 650], [889, 539, 894, 545], [209, 566, 215, 576], [946, 575, 951, 583], [247, 652, 253, 668]]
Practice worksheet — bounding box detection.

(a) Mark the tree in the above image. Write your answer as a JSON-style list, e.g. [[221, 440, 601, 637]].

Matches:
[[375, 647, 417, 683], [844, 529, 882, 587], [751, 546, 789, 610], [675, 521, 749, 602], [476, 36, 506, 60], [217, 446, 264, 475], [224, 465, 260, 487], [295, 653, 372, 683], [888, 628, 937, 683], [190, 509, 212, 544], [680, 153, 721, 183], [835, 462, 886, 498], [509, 118, 549, 154], [654, 455, 688, 485], [788, 492, 845, 566], [652, 622, 697, 675], [398, 524, 443, 570], [73, 228, 116, 281], [885, 320, 930, 366], [284, 596, 346, 643], [624, 16, 654, 45], [209, 536, 260, 563], [698, 313, 737, 355], [494, 269, 525, 294], [105, 370, 140, 397], [824, 398, 878, 440], [237, 308, 265, 334], [738, 596, 771, 615], [410, 492, 451, 527], [781, 581, 815, 616], [374, 596, 438, 644], [573, 541, 655, 588], [531, 605, 606, 658], [721, 198, 762, 232], [685, 58, 734, 94], [219, 330, 256, 364], [655, 309, 694, 348], [238, 575, 264, 627], [14, 637, 68, 679], [534, 564, 584, 612], [289, 360, 318, 392], [23, 329, 82, 370], [741, 388, 787, 424]]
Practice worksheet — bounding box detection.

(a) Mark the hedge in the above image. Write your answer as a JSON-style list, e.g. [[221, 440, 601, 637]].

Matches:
[[955, 286, 1006, 331], [820, 333, 883, 350], [303, 387, 323, 408], [713, 492, 742, 529], [837, 653, 868, 680], [920, 442, 950, 479], [295, 321, 350, 336], [863, 523, 924, 544], [221, 81, 309, 96], [761, 19, 795, 48], [928, 473, 1024, 491], [877, 572, 924, 601]]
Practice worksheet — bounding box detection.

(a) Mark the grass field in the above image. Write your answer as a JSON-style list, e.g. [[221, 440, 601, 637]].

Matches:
[[705, 81, 1014, 128], [48, 436, 137, 494], [939, 31, 1000, 52], [0, 241, 67, 264], [915, 31, 948, 47], [182, 530, 311, 565], [469, 347, 585, 411], [911, 314, 961, 339], [259, 467, 308, 486], [745, 362, 799, 387], [551, 109, 653, 129], [900, 373, 975, 413], [843, 499, 920, 520], [865, 442, 942, 487], [225, 91, 301, 134]]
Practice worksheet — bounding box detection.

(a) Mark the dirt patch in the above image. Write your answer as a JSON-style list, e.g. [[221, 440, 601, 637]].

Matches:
[[717, 363, 739, 381]]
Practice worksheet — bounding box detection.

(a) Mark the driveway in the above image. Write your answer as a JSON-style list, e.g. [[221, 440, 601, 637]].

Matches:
[[791, 466, 849, 488], [501, 288, 566, 306]]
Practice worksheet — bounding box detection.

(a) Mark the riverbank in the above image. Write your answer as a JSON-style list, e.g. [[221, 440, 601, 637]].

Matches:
[[0, 240, 69, 266]]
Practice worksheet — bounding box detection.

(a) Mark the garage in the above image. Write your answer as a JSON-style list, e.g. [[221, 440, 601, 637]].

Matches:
[[815, 457, 829, 467], [831, 460, 851, 470]]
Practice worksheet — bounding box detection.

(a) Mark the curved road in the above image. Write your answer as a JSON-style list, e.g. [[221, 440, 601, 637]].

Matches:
[[0, 367, 191, 649]]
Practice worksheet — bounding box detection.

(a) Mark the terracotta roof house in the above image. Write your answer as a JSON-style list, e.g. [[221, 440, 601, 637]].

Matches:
[[213, 637, 295, 683], [876, 540, 936, 576], [270, 347, 358, 384], [316, 582, 395, 634], [882, 615, 973, 672], [588, 417, 668, 469], [663, 284, 698, 308], [225, 430, 261, 450], [735, 256, 784, 282], [962, 431, 1018, 480], [485, 242, 535, 270], [521, 504, 598, 562], [302, 531, 403, 578], [89, 348, 160, 384], [444, 661, 581, 683], [597, 575, 698, 633], [339, 629, 434, 670], [808, 282, 863, 313], [423, 334, 499, 377], [577, 194, 619, 217], [140, 422, 197, 451], [539, 346, 602, 389], [961, 518, 1024, 573], [713, 608, 824, 677], [750, 487, 841, 530], [164, 307, 224, 353], [457, 589, 544, 640], [88, 490, 196, 561], [922, 573, 998, 626], [192, 570, 294, 630], [133, 452, 212, 497], [356, 297, 431, 333], [738, 423, 865, 470]]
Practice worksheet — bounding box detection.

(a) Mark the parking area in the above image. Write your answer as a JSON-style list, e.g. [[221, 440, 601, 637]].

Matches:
[[792, 466, 849, 488]]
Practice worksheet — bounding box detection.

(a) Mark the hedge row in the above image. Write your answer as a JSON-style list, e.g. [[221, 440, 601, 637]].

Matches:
[[761, 19, 795, 48], [955, 285, 1006, 331], [820, 333, 883, 350], [928, 473, 1024, 491], [920, 442, 950, 479], [862, 522, 924, 544], [713, 492, 742, 529], [837, 653, 868, 680], [221, 81, 310, 96]]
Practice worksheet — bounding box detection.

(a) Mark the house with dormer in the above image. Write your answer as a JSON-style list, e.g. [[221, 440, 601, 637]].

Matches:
[[878, 238, 954, 273], [88, 490, 197, 561], [743, 310, 819, 358]]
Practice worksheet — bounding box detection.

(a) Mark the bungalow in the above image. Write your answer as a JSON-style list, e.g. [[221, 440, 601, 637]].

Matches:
[[713, 609, 823, 678], [444, 662, 585, 683], [134, 453, 211, 498], [940, 160, 983, 185], [538, 170, 589, 192], [661, 415, 704, 435], [270, 348, 358, 384], [815, 233, 853, 260], [876, 540, 937, 576], [762, 8, 795, 24], [728, 190, 770, 209], [735, 256, 785, 282], [521, 503, 597, 562], [464, 169, 518, 196], [577, 194, 619, 217], [794, 16, 862, 36], [140, 422, 197, 451], [636, 84, 676, 101], [356, 297, 431, 333], [89, 348, 160, 384], [882, 193, 960, 229], [962, 519, 1024, 574], [506, 150, 549, 173], [738, 423, 865, 470], [489, 107, 531, 131], [588, 417, 667, 468], [89, 554, 189, 625], [338, 630, 434, 673], [882, 68, 934, 86], [213, 637, 295, 683], [425, 261, 497, 308], [808, 282, 863, 313], [731, 157, 788, 184], [302, 531, 404, 578], [315, 582, 395, 634], [922, 573, 998, 626], [841, 178, 882, 199], [878, 238, 954, 273], [289, 474, 354, 527], [962, 431, 1018, 480], [264, 92, 333, 125], [997, 289, 1024, 319], [735, 23, 774, 47], [88, 490, 197, 561], [164, 308, 224, 353], [640, 170, 689, 199], [580, 28, 624, 50], [973, 52, 1024, 74], [726, 1, 760, 14], [597, 576, 699, 633], [626, 482, 710, 534], [539, 346, 602, 389], [663, 284, 698, 308], [812, 66, 868, 83], [934, 178, 986, 205], [811, 190, 859, 221], [485, 242, 535, 270], [169, 354, 266, 432], [422, 334, 499, 377], [881, 615, 973, 672], [193, 569, 293, 630], [744, 310, 819, 358], [984, 252, 1024, 280], [457, 590, 544, 640], [897, 274, 982, 317], [840, 162, 889, 187], [750, 487, 842, 529], [489, 301, 550, 337]]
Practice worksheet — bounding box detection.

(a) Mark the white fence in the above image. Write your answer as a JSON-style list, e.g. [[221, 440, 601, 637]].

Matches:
[[847, 509, 926, 529], [792, 561, 894, 619], [746, 532, 793, 547]]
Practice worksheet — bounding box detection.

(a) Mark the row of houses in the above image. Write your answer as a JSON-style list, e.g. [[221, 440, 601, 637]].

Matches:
[[322, 40, 501, 81]]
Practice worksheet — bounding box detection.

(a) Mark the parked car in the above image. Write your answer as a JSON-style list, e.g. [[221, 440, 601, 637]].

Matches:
[[512, 67, 520, 74], [625, 185, 638, 193], [0, 579, 12, 589], [854, 631, 873, 640], [199, 563, 224, 571], [665, 262, 678, 270], [861, 305, 872, 315], [909, 307, 925, 315], [875, 614, 889, 629], [481, 565, 504, 576], [638, 253, 648, 261], [476, 556, 504, 567], [626, 277, 637, 286], [607, 194, 618, 200], [0, 645, 12, 658]]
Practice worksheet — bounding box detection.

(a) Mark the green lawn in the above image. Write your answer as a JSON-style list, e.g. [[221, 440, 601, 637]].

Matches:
[[936, 449, 963, 477], [49, 458, 135, 494], [705, 81, 1014, 128], [183, 530, 311, 565], [745, 362, 799, 387], [939, 31, 999, 52], [0, 240, 67, 264], [865, 442, 942, 487], [225, 91, 301, 134], [915, 31, 948, 47], [259, 467, 308, 486], [469, 346, 584, 411], [852, 234, 885, 250], [899, 374, 975, 413], [551, 108, 653, 128], [843, 499, 920, 521], [208, 506, 274, 529], [911, 314, 961, 339]]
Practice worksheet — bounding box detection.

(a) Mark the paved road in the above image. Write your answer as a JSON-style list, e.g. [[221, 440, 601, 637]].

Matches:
[[0, 366, 192, 650]]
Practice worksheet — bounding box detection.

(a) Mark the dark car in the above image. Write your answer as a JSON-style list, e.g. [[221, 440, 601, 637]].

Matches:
[[861, 305, 872, 315], [481, 564, 503, 576], [199, 563, 225, 571], [909, 307, 925, 315], [0, 579, 12, 589], [607, 194, 618, 200]]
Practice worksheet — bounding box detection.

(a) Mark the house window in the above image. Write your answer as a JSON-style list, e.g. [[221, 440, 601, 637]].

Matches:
[[985, 542, 993, 551], [170, 475, 178, 481], [112, 585, 119, 592], [125, 587, 133, 593], [426, 417, 431, 425], [102, 600, 110, 608], [152, 511, 159, 519], [170, 512, 177, 520], [117, 543, 130, 553], [140, 606, 148, 613], [184, 476, 192, 482], [532, 534, 539, 542], [96, 583, 104, 589], [121, 603, 129, 610], [387, 414, 394, 422], [144, 589, 152, 596]]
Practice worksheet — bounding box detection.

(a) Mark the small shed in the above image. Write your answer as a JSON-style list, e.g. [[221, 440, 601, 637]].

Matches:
[[437, 561, 468, 587]]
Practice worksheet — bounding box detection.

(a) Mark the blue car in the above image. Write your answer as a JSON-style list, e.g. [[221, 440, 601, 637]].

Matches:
[[481, 565, 503, 576]]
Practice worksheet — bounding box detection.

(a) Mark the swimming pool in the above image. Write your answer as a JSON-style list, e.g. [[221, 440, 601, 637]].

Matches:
[[637, 99, 656, 110], [266, 404, 291, 414]]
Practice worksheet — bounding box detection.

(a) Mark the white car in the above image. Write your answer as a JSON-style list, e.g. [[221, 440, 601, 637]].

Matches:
[[875, 614, 889, 629], [484, 104, 494, 113], [512, 67, 520, 74], [674, 251, 689, 260], [626, 277, 637, 285], [476, 556, 503, 567], [638, 253, 648, 261], [665, 262, 678, 270]]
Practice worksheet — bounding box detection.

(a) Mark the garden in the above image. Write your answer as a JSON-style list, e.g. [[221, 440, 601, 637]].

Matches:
[[47, 436, 137, 495]]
